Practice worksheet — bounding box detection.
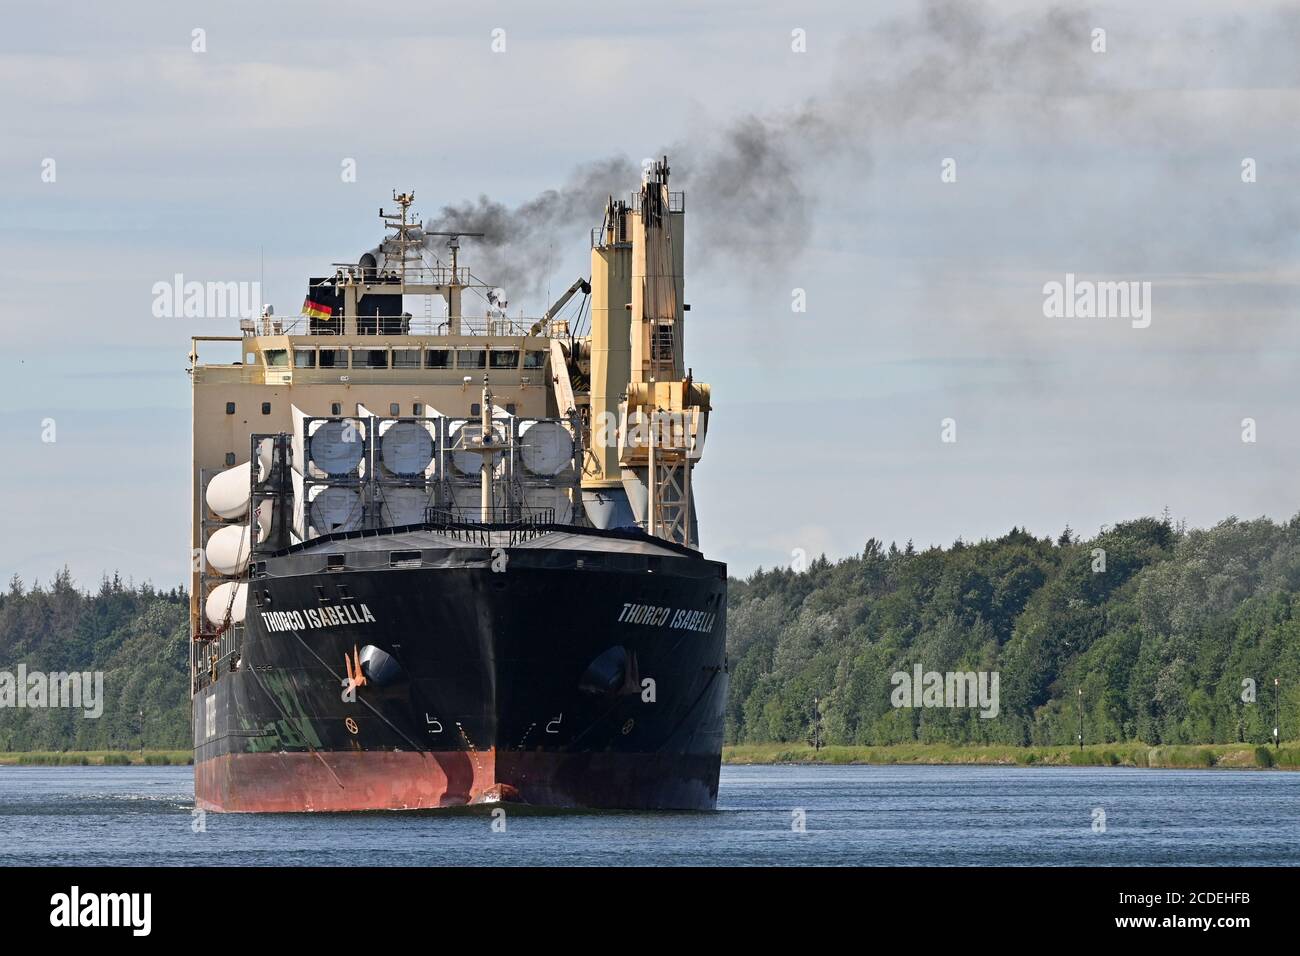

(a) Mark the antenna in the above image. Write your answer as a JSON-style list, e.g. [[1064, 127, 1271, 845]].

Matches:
[[424, 230, 485, 289], [379, 190, 425, 286], [259, 245, 266, 332], [546, 241, 553, 308]]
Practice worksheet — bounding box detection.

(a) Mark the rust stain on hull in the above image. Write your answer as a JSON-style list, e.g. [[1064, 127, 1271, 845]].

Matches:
[[195, 748, 721, 812], [196, 749, 496, 812]]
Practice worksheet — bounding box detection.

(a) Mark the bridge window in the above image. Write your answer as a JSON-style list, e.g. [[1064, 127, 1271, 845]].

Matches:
[[294, 349, 317, 369], [425, 349, 452, 369], [523, 350, 546, 369], [357, 348, 388, 369], [457, 349, 487, 369], [490, 349, 519, 370], [319, 349, 348, 369], [264, 349, 289, 367], [392, 349, 421, 369]]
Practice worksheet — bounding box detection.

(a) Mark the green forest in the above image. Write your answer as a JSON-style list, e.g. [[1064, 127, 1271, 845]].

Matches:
[[2, 513, 1299, 753], [0, 573, 191, 751], [727, 516, 1300, 747]]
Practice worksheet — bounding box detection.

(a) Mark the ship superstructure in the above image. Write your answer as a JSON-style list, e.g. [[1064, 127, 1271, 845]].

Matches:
[[188, 159, 726, 810]]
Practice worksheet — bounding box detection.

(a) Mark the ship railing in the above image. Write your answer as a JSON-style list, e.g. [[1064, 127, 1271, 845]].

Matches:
[[208, 315, 550, 339], [591, 192, 683, 247], [425, 506, 558, 545], [326, 263, 472, 287], [631, 189, 685, 214], [591, 226, 632, 250], [291, 315, 548, 337], [193, 624, 243, 691]]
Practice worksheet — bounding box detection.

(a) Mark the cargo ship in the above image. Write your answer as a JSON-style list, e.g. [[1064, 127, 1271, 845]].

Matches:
[[189, 159, 727, 811]]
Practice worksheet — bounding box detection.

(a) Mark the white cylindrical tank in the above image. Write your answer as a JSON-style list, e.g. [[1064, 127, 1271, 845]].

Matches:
[[449, 421, 505, 476], [519, 420, 574, 476], [308, 419, 365, 476], [205, 524, 251, 576], [254, 498, 274, 538], [308, 485, 362, 535], [206, 443, 276, 519], [521, 486, 574, 524], [375, 486, 431, 527], [379, 420, 435, 476], [206, 462, 252, 519], [204, 582, 247, 628], [449, 483, 498, 517], [257, 437, 274, 478]]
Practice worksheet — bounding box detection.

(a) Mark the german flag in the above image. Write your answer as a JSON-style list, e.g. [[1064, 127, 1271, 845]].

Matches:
[[302, 297, 333, 319]]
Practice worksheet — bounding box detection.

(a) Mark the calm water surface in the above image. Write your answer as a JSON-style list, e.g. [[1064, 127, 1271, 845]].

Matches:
[[0, 764, 1296, 866]]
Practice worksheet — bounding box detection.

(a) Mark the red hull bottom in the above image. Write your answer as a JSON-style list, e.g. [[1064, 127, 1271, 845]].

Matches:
[[195, 750, 720, 812], [196, 751, 498, 813]]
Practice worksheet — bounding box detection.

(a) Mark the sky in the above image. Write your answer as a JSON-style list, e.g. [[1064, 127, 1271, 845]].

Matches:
[[1, 0, 1299, 589]]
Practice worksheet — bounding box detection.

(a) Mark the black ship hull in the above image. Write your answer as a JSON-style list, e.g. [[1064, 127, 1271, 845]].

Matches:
[[193, 530, 727, 811]]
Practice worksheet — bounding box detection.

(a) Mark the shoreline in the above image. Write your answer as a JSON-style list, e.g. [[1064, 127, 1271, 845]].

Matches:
[[2, 744, 1296, 770], [0, 750, 192, 767], [723, 742, 1300, 769]]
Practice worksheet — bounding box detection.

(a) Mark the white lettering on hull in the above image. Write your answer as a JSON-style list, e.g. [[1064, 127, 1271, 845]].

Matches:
[[617, 603, 717, 634], [259, 603, 377, 633]]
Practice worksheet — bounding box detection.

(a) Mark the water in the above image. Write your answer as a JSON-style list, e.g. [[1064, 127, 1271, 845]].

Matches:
[[0, 764, 1297, 866]]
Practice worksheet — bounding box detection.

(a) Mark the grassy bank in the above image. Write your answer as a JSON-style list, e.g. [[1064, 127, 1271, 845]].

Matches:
[[724, 742, 1300, 769], [0, 750, 192, 767], [5, 745, 1297, 770]]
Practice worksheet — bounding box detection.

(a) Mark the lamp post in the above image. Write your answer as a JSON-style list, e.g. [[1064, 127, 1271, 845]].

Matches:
[[1077, 687, 1083, 751], [1275, 678, 1280, 750]]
